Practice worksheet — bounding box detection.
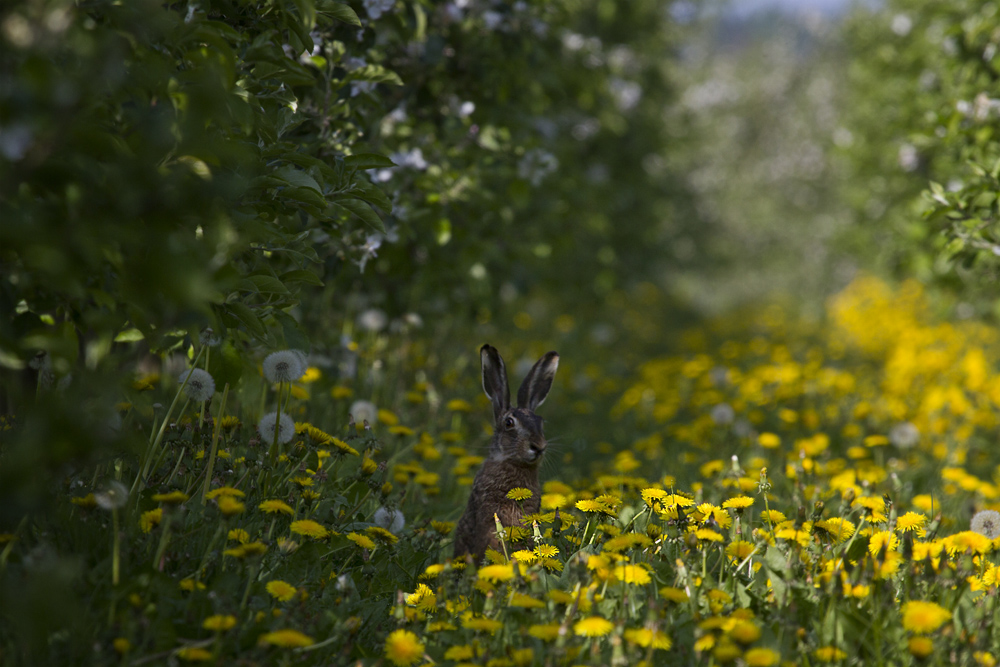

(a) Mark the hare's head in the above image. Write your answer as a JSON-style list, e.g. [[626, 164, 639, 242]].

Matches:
[[480, 344, 559, 467]]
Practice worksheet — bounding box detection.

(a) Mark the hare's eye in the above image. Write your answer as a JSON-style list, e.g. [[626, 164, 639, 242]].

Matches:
[[504, 416, 516, 429]]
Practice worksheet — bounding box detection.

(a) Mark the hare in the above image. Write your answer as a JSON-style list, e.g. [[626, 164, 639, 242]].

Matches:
[[453, 344, 560, 562]]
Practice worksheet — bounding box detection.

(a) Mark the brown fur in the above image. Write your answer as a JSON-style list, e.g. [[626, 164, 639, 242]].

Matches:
[[453, 346, 559, 562]]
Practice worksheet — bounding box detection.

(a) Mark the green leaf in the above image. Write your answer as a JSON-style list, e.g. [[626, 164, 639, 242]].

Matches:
[[280, 269, 325, 286], [282, 186, 328, 210], [272, 309, 310, 352], [334, 199, 385, 233], [344, 153, 396, 170], [244, 274, 290, 295], [321, 2, 362, 26], [223, 302, 267, 338], [114, 328, 145, 343], [350, 178, 393, 212], [272, 165, 323, 193]]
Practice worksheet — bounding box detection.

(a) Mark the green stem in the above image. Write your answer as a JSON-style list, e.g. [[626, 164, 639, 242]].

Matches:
[[153, 519, 172, 570], [196, 523, 226, 581], [112, 507, 121, 586], [240, 561, 261, 610], [164, 447, 187, 488], [201, 384, 230, 504], [0, 515, 29, 575], [133, 346, 206, 497]]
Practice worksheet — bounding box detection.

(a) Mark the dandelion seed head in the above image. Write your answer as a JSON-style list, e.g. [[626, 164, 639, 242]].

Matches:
[[179, 368, 216, 402], [373, 506, 405, 534], [972, 510, 1000, 539], [95, 481, 129, 510], [257, 411, 295, 444], [350, 400, 377, 424], [263, 350, 306, 384]]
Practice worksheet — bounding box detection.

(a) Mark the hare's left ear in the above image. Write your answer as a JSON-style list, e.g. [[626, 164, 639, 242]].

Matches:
[[481, 344, 510, 424], [517, 352, 559, 411]]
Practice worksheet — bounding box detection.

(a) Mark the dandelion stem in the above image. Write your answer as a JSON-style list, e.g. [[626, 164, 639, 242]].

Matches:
[[0, 515, 29, 575], [197, 522, 225, 581], [133, 346, 206, 497], [153, 518, 172, 570], [164, 447, 186, 488], [240, 561, 260, 611], [111, 507, 121, 586], [201, 383, 230, 504]]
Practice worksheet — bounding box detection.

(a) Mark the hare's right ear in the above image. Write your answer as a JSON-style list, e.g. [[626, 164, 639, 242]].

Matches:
[[480, 344, 510, 424]]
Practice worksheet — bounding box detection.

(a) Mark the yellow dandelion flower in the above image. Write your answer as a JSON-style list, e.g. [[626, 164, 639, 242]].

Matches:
[[205, 486, 245, 499], [346, 532, 375, 549], [366, 526, 398, 545], [139, 508, 162, 533], [729, 620, 761, 644], [945, 531, 993, 556], [462, 615, 503, 633], [534, 544, 559, 558], [574, 616, 614, 637], [512, 549, 537, 564], [725, 540, 755, 561], [814, 517, 855, 542], [259, 500, 294, 515], [744, 648, 780, 666], [529, 623, 561, 641], [660, 586, 689, 603], [758, 432, 781, 449], [259, 629, 314, 648], [908, 636, 934, 658], [477, 563, 515, 582], [265, 580, 297, 602], [901, 600, 952, 634], [602, 533, 653, 553], [868, 530, 899, 557], [112, 638, 130, 654], [722, 496, 754, 510], [760, 509, 786, 525], [71, 493, 98, 509], [813, 646, 847, 662], [290, 520, 328, 539], [152, 491, 190, 504], [202, 615, 237, 631], [506, 487, 533, 501], [614, 563, 651, 585], [227, 528, 250, 543], [446, 398, 473, 412], [974, 652, 996, 667], [331, 385, 353, 399], [576, 499, 611, 513], [176, 647, 213, 661], [405, 583, 437, 611], [624, 627, 672, 650], [179, 579, 206, 592], [896, 511, 928, 536], [508, 592, 545, 609], [695, 528, 724, 543], [216, 496, 245, 516], [444, 644, 477, 661]]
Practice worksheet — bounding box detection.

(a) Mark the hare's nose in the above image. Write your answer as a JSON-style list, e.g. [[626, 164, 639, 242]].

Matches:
[[529, 443, 544, 459]]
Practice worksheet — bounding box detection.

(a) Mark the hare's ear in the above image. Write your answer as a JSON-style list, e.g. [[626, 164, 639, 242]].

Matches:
[[517, 351, 559, 411], [481, 344, 510, 424]]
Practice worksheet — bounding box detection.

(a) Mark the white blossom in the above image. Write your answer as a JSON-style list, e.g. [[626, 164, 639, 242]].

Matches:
[[971, 510, 1000, 539], [373, 506, 405, 534], [258, 411, 295, 445], [263, 350, 306, 384], [179, 368, 216, 402]]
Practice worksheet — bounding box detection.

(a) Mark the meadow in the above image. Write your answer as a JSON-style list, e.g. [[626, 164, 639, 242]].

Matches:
[[3, 275, 999, 665]]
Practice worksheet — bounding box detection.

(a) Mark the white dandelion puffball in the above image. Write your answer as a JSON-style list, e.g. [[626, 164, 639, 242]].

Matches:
[[258, 411, 296, 445], [971, 510, 1000, 539], [373, 506, 405, 534], [350, 400, 377, 424], [889, 422, 920, 449], [263, 350, 306, 384], [179, 368, 216, 402], [95, 481, 129, 511], [357, 308, 388, 333]]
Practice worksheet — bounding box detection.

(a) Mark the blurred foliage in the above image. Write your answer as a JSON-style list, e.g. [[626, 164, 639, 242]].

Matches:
[[1, 0, 701, 516], [840, 0, 1000, 317]]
